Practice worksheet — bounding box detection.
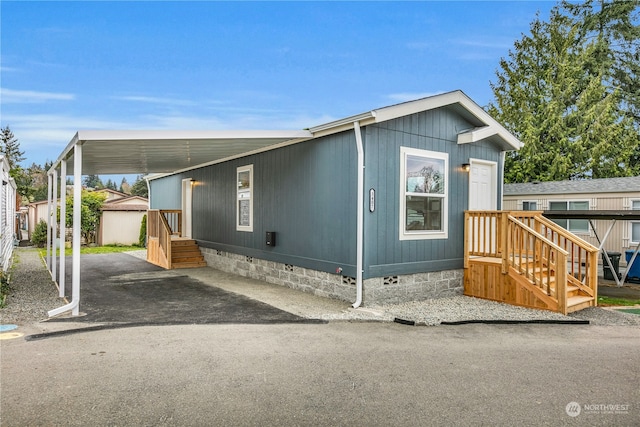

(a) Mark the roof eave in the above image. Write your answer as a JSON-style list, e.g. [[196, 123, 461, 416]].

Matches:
[[308, 90, 523, 151]]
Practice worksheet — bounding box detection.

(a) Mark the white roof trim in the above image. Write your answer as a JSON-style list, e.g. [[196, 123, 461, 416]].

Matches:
[[309, 111, 376, 134], [457, 126, 497, 144], [309, 90, 523, 151], [51, 130, 313, 175]]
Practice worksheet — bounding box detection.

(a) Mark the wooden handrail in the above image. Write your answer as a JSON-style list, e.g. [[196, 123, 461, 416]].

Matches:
[[521, 213, 599, 303], [161, 209, 182, 236], [158, 213, 172, 269], [506, 215, 568, 310], [465, 210, 598, 314], [506, 216, 568, 256], [146, 209, 174, 269]]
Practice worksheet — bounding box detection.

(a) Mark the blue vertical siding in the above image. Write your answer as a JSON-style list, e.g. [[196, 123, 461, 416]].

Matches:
[[151, 133, 360, 276], [149, 104, 507, 279], [363, 106, 503, 277], [149, 175, 182, 209]]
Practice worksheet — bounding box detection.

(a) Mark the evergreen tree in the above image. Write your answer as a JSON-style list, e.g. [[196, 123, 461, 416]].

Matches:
[[562, 0, 640, 124], [1, 125, 31, 199], [562, 0, 640, 169], [130, 175, 148, 198], [0, 126, 25, 168], [119, 177, 131, 194], [104, 178, 118, 191], [83, 174, 103, 189], [489, 6, 640, 182]]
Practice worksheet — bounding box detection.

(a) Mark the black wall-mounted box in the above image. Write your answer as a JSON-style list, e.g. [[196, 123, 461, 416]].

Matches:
[[266, 231, 276, 247]]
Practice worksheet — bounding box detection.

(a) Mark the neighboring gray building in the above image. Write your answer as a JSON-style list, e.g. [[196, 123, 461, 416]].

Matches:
[[148, 91, 523, 305], [504, 176, 640, 262]]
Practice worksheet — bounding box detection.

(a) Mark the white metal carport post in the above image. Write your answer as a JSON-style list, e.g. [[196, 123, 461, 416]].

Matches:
[[48, 144, 82, 317], [51, 167, 58, 283], [58, 160, 67, 297], [46, 173, 53, 271]]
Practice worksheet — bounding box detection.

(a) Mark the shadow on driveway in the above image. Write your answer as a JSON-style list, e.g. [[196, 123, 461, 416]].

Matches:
[[48, 253, 319, 325]]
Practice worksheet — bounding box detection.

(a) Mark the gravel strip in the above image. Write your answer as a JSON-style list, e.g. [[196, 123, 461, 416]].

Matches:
[[569, 306, 640, 326], [368, 296, 574, 325], [0, 248, 63, 325], [2, 248, 639, 327], [364, 296, 640, 326]]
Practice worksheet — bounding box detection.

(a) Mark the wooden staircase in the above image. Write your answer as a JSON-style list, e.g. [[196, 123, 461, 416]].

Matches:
[[464, 211, 599, 315], [146, 209, 207, 270], [170, 239, 207, 269]]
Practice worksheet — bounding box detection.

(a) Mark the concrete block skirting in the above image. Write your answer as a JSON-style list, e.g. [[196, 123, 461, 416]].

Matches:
[[200, 248, 463, 305]]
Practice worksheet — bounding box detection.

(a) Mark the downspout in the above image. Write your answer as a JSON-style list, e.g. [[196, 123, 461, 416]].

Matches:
[[499, 151, 505, 210], [49, 143, 82, 317], [352, 121, 365, 308]]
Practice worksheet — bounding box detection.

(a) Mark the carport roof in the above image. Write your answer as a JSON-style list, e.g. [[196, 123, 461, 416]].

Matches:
[[50, 90, 523, 176], [54, 130, 314, 175]]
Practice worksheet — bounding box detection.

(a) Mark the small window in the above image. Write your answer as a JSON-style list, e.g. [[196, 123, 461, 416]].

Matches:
[[522, 201, 537, 211], [548, 200, 589, 233], [236, 165, 253, 232], [399, 147, 448, 240], [631, 200, 640, 244]]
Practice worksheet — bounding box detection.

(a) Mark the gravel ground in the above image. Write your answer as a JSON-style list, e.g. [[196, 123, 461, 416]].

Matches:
[[2, 248, 640, 327], [0, 248, 62, 326]]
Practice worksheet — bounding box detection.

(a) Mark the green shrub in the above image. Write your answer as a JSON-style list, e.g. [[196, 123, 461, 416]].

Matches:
[[31, 220, 48, 248], [0, 271, 10, 308], [139, 214, 147, 247]]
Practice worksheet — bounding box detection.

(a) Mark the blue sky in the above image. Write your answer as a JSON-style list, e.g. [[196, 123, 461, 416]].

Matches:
[[1, 0, 556, 178]]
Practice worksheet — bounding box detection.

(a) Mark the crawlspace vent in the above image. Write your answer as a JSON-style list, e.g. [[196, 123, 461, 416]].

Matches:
[[384, 276, 399, 285], [342, 276, 357, 286]]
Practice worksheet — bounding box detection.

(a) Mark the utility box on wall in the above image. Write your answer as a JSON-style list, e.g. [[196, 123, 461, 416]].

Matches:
[[266, 231, 276, 247]]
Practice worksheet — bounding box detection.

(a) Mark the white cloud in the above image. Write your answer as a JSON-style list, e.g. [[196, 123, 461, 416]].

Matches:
[[387, 92, 444, 103], [138, 113, 227, 129], [111, 95, 196, 107], [1, 88, 75, 103], [453, 38, 513, 50], [4, 106, 337, 167], [0, 66, 20, 73]]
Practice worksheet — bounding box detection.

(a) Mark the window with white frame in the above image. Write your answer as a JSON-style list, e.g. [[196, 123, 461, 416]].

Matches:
[[631, 200, 640, 244], [522, 200, 538, 211], [236, 165, 253, 232], [548, 200, 589, 233], [399, 147, 448, 240]]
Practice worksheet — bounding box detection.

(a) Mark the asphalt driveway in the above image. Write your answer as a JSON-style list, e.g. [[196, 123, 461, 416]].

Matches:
[[50, 253, 317, 325]]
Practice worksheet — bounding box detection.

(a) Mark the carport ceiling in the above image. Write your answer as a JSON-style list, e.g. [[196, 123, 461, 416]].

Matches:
[[55, 130, 314, 175]]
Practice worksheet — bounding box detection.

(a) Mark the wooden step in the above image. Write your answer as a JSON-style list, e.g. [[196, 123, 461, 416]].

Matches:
[[171, 239, 198, 246], [171, 248, 203, 256], [172, 260, 208, 269], [172, 253, 203, 261], [566, 284, 581, 298], [170, 239, 206, 269], [566, 295, 595, 313]]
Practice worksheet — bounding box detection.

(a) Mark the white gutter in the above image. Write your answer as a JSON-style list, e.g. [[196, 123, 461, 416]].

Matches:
[[49, 143, 82, 317], [352, 121, 365, 308]]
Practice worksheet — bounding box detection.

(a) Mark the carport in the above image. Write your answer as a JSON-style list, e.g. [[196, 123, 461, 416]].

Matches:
[[543, 210, 640, 287], [45, 129, 312, 317]]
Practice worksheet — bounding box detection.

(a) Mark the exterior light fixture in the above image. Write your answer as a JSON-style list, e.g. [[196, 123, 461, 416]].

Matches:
[[461, 163, 470, 172]]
